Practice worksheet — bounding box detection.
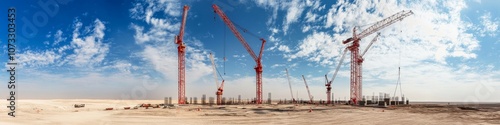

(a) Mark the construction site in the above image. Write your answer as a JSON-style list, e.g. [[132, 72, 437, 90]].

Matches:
[[2, 1, 499, 125], [169, 4, 413, 107], [5, 4, 490, 125], [171, 4, 414, 106]]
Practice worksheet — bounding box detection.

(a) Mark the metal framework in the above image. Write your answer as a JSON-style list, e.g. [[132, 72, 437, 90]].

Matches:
[[326, 48, 348, 104], [285, 68, 295, 103], [342, 10, 413, 105], [175, 5, 189, 104], [301, 75, 313, 104], [213, 4, 267, 104], [210, 53, 225, 105]]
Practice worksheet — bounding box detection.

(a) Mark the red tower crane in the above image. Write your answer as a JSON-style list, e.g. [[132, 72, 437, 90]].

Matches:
[[175, 5, 189, 104], [341, 10, 413, 105], [210, 53, 225, 105], [301, 75, 313, 104], [325, 48, 348, 104], [213, 4, 267, 104], [324, 75, 332, 104]]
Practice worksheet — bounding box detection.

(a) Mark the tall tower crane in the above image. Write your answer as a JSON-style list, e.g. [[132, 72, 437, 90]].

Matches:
[[175, 5, 189, 104], [285, 68, 295, 103], [301, 75, 313, 104], [210, 53, 225, 105], [341, 10, 413, 105], [325, 48, 348, 104], [213, 4, 267, 104]]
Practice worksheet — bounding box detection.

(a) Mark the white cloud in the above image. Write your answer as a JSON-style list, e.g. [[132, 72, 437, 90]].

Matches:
[[141, 45, 178, 81], [46, 32, 51, 38], [233, 54, 246, 58], [109, 60, 136, 74], [280, 0, 496, 101], [17, 18, 109, 68], [294, 0, 479, 65], [252, 0, 322, 34], [277, 45, 291, 53], [270, 64, 285, 69], [283, 0, 305, 33], [305, 11, 318, 23], [130, 0, 213, 83], [18, 50, 62, 67], [129, 0, 180, 44], [66, 19, 109, 67], [302, 25, 311, 32], [478, 12, 499, 37], [267, 27, 281, 49], [53, 30, 67, 45], [253, 0, 280, 26], [289, 32, 344, 66]]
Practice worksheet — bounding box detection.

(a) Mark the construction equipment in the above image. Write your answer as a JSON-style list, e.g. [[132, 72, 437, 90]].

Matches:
[[285, 68, 295, 103], [301, 75, 313, 104], [213, 4, 267, 104], [393, 53, 403, 100], [325, 48, 348, 104], [326, 33, 379, 105], [341, 10, 413, 105], [174, 5, 189, 104], [324, 75, 332, 104], [74, 104, 85, 108], [210, 53, 225, 105]]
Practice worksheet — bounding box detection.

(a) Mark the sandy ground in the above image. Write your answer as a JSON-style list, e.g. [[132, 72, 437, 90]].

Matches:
[[1, 100, 499, 125]]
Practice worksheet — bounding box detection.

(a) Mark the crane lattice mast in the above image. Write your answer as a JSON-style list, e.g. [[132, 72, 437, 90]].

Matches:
[[175, 5, 189, 104], [302, 75, 314, 104]]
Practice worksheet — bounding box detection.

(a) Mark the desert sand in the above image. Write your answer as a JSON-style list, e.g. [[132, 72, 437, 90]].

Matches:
[[1, 100, 499, 125]]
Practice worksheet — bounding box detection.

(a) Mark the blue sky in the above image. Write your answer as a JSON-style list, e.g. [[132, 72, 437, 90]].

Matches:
[[0, 0, 499, 102]]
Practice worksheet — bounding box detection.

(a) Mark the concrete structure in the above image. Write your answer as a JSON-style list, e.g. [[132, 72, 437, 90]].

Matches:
[[202, 94, 206, 105], [209, 97, 214, 105]]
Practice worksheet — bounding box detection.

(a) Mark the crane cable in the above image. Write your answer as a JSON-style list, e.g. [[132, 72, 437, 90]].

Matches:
[[398, 45, 403, 98], [215, 60, 225, 81], [393, 42, 403, 99], [233, 22, 261, 39], [214, 11, 227, 75], [213, 8, 261, 75]]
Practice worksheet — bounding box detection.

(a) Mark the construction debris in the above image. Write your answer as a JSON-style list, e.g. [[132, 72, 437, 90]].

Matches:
[[74, 104, 85, 108]]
